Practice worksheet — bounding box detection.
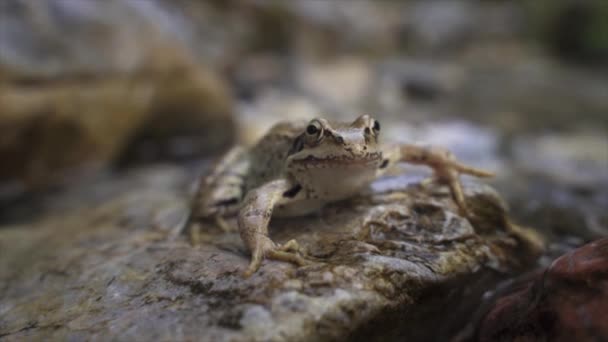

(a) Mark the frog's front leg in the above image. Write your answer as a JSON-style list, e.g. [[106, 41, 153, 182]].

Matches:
[[238, 179, 307, 277], [383, 144, 494, 216]]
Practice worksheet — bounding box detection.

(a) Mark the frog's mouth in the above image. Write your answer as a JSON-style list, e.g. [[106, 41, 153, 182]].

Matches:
[[292, 152, 382, 168]]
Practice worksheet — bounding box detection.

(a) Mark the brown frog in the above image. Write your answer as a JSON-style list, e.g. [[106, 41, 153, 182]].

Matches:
[[191, 115, 493, 276]]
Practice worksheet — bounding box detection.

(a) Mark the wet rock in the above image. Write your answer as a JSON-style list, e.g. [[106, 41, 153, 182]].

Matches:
[[477, 238, 608, 342], [0, 0, 235, 195], [0, 164, 541, 341]]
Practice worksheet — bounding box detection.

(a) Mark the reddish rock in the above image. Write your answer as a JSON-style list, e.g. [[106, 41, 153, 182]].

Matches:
[[479, 238, 608, 341]]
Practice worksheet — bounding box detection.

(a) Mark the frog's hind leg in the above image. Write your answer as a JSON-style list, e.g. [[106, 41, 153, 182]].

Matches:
[[194, 147, 249, 216], [380, 143, 494, 217], [186, 146, 250, 239]]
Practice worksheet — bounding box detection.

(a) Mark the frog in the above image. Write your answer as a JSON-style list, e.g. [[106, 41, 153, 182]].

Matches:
[[190, 115, 494, 276]]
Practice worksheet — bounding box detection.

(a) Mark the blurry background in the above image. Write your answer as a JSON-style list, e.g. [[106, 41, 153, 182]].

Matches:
[[0, 0, 606, 253]]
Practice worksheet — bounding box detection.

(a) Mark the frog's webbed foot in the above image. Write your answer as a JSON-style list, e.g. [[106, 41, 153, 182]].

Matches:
[[244, 237, 308, 277]]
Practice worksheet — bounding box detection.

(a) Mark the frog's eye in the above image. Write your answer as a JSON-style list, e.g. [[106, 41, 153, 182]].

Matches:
[[305, 120, 324, 140], [372, 120, 381, 133], [306, 124, 318, 135]]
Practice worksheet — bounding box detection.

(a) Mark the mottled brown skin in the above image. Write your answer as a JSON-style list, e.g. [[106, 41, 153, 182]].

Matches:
[[193, 115, 494, 276]]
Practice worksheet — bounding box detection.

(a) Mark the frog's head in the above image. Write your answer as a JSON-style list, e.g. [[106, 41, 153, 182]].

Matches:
[[286, 115, 383, 197]]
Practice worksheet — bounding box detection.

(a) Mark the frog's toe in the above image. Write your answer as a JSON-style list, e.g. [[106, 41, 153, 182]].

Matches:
[[243, 238, 276, 277], [243, 258, 261, 278], [243, 239, 309, 277], [244, 250, 265, 277], [278, 239, 301, 253], [275, 239, 309, 266], [267, 250, 309, 267], [453, 161, 495, 178]]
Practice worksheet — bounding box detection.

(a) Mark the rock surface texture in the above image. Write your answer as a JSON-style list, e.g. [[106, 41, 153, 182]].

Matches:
[[0, 165, 541, 341]]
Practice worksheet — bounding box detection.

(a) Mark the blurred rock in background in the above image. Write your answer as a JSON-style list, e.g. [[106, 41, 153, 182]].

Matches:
[[0, 0, 235, 200]]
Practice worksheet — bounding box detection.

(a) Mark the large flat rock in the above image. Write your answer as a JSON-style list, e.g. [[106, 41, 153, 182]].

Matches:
[[0, 165, 542, 341]]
